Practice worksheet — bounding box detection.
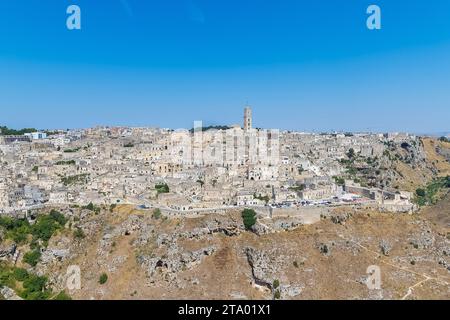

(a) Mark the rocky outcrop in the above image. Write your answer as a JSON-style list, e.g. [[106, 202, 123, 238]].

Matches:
[[409, 230, 435, 249], [0, 286, 23, 300], [0, 243, 16, 259], [139, 246, 216, 277], [379, 240, 392, 256], [41, 249, 70, 264], [245, 247, 276, 290], [330, 212, 353, 225]]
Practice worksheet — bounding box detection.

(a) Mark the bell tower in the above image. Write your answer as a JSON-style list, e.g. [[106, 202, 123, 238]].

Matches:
[[244, 106, 252, 132]]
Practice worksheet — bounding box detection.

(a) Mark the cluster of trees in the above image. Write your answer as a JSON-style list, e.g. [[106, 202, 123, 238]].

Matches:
[[254, 194, 270, 203], [63, 147, 81, 153], [0, 263, 70, 300], [0, 210, 67, 268], [82, 202, 101, 214], [0, 126, 36, 136], [189, 125, 231, 133], [55, 160, 76, 166], [415, 176, 450, 206], [61, 173, 89, 186], [0, 210, 67, 246]]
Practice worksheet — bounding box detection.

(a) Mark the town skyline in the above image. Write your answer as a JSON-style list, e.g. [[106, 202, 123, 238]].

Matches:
[[2, 1, 450, 133], [1, 108, 449, 137]]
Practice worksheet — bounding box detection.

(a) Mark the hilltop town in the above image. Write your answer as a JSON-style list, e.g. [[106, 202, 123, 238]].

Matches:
[[1, 108, 449, 300], [0, 107, 433, 216]]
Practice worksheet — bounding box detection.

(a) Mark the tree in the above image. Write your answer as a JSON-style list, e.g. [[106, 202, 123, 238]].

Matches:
[[21, 274, 50, 300], [274, 290, 281, 300], [346, 148, 355, 159], [155, 183, 169, 194], [415, 188, 426, 197], [196, 180, 205, 188], [99, 273, 108, 285], [241, 209, 257, 230], [13, 268, 29, 282]]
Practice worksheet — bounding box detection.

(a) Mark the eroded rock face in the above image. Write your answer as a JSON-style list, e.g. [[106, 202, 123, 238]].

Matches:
[[0, 243, 16, 259], [379, 240, 392, 256], [251, 222, 271, 236], [245, 247, 277, 289], [409, 230, 435, 249], [41, 249, 70, 264], [138, 230, 216, 278]]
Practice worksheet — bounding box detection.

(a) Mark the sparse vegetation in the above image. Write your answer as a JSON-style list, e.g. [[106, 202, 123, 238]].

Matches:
[[254, 194, 270, 203], [63, 147, 81, 153], [73, 228, 85, 239], [346, 148, 355, 159], [61, 173, 89, 186], [82, 202, 101, 214], [152, 208, 162, 219], [55, 160, 76, 166], [53, 291, 72, 300], [414, 176, 450, 206], [155, 183, 170, 194], [333, 176, 345, 186]]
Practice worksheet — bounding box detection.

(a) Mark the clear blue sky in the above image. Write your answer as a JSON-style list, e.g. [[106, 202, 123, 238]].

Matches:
[[1, 0, 449, 133]]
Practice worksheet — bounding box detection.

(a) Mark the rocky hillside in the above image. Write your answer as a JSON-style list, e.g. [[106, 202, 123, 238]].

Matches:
[[1, 138, 449, 300]]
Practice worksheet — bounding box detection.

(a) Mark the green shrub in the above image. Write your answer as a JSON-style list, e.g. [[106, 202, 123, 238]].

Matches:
[[273, 279, 280, 289], [415, 188, 426, 197], [23, 249, 41, 267], [99, 273, 108, 285], [20, 274, 50, 300], [54, 291, 72, 300], [13, 268, 29, 282], [241, 209, 257, 230], [274, 290, 281, 300], [155, 183, 170, 194], [152, 208, 162, 220], [83, 202, 100, 214], [73, 228, 85, 239]]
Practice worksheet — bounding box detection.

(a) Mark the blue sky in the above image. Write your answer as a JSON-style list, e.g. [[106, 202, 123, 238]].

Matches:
[[0, 0, 449, 133]]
